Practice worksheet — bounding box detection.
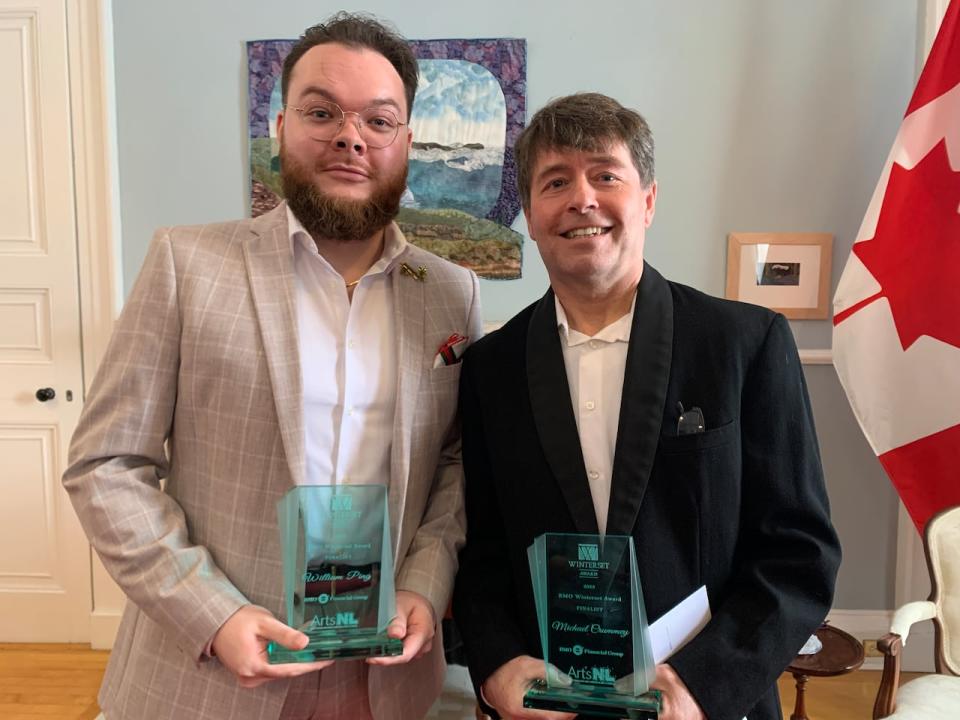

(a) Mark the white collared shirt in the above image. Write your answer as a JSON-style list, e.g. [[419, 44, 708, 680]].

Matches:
[[555, 294, 635, 535], [288, 205, 407, 487]]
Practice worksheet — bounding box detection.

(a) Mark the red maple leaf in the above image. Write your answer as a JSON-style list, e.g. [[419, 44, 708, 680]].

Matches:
[[850, 139, 960, 350]]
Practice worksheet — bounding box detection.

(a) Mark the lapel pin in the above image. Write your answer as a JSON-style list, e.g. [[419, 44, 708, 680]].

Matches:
[[400, 262, 427, 282]]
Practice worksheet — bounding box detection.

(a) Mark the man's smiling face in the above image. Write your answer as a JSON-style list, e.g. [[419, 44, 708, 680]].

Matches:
[[524, 141, 656, 294]]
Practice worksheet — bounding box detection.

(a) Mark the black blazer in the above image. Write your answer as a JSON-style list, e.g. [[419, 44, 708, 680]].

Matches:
[[453, 264, 841, 720]]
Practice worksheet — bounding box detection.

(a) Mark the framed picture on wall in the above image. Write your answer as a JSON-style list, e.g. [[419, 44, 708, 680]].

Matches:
[[725, 233, 833, 319]]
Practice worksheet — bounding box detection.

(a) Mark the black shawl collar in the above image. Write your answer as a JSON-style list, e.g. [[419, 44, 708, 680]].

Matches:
[[526, 263, 674, 536]]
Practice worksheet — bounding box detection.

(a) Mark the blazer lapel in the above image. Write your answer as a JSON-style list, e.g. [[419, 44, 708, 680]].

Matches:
[[526, 289, 598, 535], [389, 246, 425, 560], [605, 263, 674, 536], [242, 203, 305, 488]]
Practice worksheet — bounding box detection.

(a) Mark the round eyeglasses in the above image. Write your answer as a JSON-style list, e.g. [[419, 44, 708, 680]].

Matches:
[[285, 100, 407, 149]]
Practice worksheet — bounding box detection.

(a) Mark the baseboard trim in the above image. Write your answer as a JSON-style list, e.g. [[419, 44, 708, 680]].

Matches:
[[90, 610, 121, 650], [87, 606, 935, 671], [798, 349, 833, 365], [827, 608, 935, 672]]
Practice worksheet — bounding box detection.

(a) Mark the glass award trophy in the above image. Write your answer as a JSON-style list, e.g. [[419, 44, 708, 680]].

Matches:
[[267, 485, 403, 662], [523, 533, 661, 718]]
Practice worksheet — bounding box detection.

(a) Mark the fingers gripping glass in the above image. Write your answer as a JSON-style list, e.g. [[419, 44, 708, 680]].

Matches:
[[286, 100, 406, 149]]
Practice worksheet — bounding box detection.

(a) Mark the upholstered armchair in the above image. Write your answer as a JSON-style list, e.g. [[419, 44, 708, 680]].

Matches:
[[874, 505, 960, 719]]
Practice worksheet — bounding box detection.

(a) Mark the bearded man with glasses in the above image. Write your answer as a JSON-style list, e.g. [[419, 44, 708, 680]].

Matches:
[[63, 12, 481, 720]]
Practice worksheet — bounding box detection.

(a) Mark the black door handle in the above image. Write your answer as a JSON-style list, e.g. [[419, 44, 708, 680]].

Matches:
[[36, 387, 56, 402]]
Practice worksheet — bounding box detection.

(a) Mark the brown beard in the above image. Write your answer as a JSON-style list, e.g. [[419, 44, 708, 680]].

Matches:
[[280, 146, 407, 243]]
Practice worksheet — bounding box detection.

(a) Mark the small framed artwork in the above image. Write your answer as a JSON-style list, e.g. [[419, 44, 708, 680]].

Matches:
[[725, 233, 833, 319]]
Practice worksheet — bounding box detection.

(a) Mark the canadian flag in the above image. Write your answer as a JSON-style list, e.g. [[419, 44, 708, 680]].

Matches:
[[833, 0, 960, 533]]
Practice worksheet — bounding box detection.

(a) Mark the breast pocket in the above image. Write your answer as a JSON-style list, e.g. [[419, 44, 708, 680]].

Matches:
[[428, 362, 463, 385], [657, 419, 739, 455]]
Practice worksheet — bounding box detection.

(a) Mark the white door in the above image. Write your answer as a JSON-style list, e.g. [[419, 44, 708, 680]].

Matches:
[[0, 0, 90, 641]]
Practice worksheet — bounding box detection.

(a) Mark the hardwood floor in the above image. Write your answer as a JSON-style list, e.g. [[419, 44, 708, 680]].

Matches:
[[0, 643, 108, 720], [777, 669, 924, 719], [0, 642, 926, 719]]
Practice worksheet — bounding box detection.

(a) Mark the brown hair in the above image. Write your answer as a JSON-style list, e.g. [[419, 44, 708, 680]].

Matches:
[[515, 93, 655, 207], [281, 12, 418, 116]]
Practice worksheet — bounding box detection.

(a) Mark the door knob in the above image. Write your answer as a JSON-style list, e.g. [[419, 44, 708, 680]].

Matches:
[[35, 387, 56, 402]]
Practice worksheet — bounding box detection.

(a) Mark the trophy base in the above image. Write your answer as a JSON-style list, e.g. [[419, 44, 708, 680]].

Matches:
[[267, 631, 403, 663], [523, 680, 662, 719]]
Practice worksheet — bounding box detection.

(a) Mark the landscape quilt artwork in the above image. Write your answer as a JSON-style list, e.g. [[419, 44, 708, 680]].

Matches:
[[248, 37, 526, 279]]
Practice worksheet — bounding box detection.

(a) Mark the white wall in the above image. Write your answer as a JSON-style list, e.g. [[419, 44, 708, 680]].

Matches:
[[109, 0, 917, 610]]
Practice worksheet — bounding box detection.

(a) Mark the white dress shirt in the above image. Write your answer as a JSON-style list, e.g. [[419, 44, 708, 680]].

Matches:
[[555, 294, 635, 535], [289, 206, 406, 488]]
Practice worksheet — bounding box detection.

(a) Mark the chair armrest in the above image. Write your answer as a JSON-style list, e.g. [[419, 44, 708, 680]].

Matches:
[[874, 601, 939, 718], [873, 633, 903, 719], [890, 600, 937, 643]]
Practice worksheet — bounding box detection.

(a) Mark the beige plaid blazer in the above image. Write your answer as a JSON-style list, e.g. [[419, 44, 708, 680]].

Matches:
[[63, 203, 482, 720]]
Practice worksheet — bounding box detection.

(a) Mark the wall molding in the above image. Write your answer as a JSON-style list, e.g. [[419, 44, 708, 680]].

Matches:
[[67, 0, 127, 645], [798, 349, 832, 365], [68, 0, 120, 392], [485, 322, 834, 366], [87, 606, 938, 668]]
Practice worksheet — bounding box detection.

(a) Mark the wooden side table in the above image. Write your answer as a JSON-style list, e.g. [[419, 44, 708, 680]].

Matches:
[[786, 624, 865, 720]]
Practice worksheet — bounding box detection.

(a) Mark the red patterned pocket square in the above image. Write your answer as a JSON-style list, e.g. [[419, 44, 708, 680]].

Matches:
[[433, 333, 469, 367]]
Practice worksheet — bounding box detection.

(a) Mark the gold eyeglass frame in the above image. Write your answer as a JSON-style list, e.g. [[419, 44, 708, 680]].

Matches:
[[284, 100, 408, 149]]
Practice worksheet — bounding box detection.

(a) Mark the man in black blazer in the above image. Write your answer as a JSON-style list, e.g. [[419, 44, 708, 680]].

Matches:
[[453, 93, 841, 720]]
